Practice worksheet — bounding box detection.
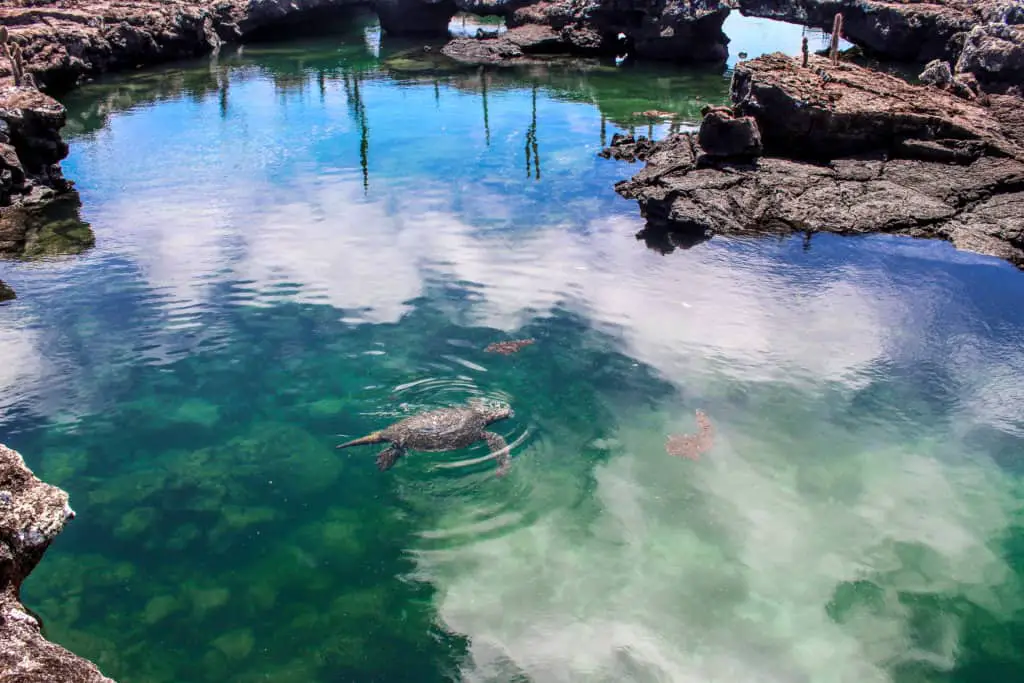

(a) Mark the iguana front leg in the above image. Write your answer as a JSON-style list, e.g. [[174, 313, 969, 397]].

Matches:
[[483, 431, 511, 476], [376, 445, 406, 472]]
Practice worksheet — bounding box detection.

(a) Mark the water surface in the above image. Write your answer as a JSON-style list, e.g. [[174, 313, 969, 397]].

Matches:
[[1, 11, 1023, 683]]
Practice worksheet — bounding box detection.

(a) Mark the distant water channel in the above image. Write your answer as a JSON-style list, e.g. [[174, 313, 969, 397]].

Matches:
[[1, 9, 1022, 683]]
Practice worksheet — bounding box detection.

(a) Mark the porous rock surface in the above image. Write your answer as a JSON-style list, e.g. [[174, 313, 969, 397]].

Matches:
[[0, 85, 72, 213], [0, 443, 114, 682], [607, 53, 1024, 267], [736, 0, 1024, 66], [0, 0, 373, 91], [956, 22, 1024, 89], [441, 0, 732, 65]]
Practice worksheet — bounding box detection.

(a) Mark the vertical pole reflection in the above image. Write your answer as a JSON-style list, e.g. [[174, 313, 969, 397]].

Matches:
[[600, 112, 607, 148], [481, 67, 491, 147], [354, 76, 370, 194], [524, 81, 540, 181], [345, 71, 371, 194], [218, 73, 229, 119]]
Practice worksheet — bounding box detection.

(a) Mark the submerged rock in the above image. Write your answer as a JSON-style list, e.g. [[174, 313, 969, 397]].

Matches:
[[0, 443, 115, 682], [599, 133, 657, 162], [606, 53, 1024, 268], [439, 24, 576, 65], [0, 193, 95, 260], [441, 36, 527, 65], [0, 279, 13, 301]]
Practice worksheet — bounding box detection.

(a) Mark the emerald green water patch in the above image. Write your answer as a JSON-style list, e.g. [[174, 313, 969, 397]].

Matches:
[[2, 9, 1023, 683]]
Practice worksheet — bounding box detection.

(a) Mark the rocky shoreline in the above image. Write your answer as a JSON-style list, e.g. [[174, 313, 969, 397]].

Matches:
[[0, 444, 113, 682], [736, 0, 1024, 68], [430, 0, 1024, 270], [603, 52, 1024, 267]]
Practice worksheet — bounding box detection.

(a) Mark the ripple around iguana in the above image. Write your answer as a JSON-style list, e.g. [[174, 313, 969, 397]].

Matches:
[[337, 400, 515, 476]]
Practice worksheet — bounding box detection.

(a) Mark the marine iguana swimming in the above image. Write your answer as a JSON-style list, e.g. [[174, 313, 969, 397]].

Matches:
[[336, 400, 515, 476]]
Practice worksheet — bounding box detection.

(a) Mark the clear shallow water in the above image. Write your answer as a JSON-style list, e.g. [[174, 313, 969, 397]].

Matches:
[[1, 10, 1023, 683]]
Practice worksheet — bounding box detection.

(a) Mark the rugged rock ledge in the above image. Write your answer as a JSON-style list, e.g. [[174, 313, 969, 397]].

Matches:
[[606, 53, 1024, 267], [0, 0, 372, 92], [0, 443, 113, 682], [736, 0, 1024, 68], [0, 84, 83, 299], [440, 0, 732, 65], [0, 86, 73, 212]]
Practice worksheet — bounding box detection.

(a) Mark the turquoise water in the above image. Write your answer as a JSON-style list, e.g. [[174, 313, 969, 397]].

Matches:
[[1, 10, 1023, 683]]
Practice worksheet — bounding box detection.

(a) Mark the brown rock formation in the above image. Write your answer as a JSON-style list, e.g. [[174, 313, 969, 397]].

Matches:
[[0, 278, 14, 300], [696, 105, 763, 159], [0, 443, 114, 682], [0, 1, 372, 92], [957, 22, 1024, 89], [606, 53, 1024, 268], [439, 0, 732, 65], [0, 85, 72, 210], [730, 53, 1023, 160], [0, 84, 92, 274], [736, 0, 1024, 64]]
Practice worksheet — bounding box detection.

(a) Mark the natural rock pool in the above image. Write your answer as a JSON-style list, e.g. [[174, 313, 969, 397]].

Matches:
[[1, 10, 1023, 683]]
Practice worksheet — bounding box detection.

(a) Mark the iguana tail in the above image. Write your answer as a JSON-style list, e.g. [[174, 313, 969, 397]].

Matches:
[[336, 431, 387, 449]]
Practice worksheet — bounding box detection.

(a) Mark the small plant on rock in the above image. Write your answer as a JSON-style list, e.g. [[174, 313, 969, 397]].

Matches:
[[829, 14, 844, 66]]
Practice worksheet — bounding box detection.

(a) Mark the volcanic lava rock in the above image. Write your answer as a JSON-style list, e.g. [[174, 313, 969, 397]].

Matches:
[[0, 443, 115, 682]]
